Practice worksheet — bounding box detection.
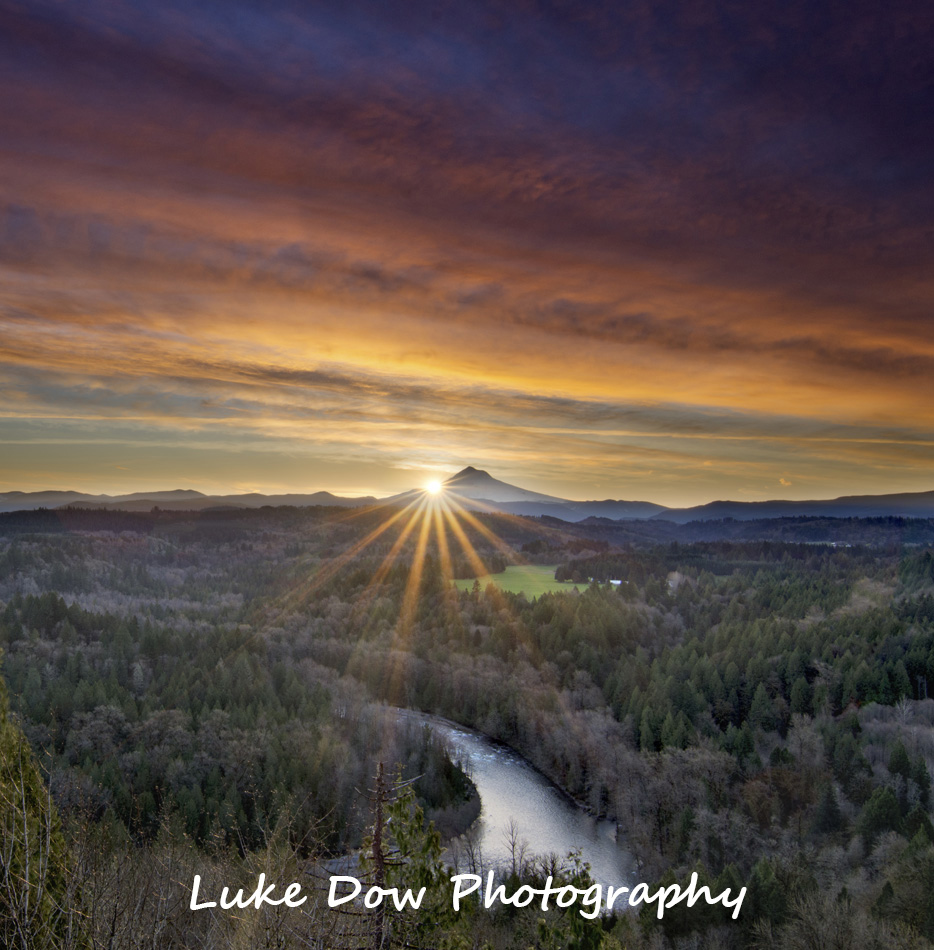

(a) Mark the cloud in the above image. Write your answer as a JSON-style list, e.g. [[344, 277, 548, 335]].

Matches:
[[0, 0, 932, 500]]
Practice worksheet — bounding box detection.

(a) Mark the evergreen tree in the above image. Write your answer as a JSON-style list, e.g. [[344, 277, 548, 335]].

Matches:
[[790, 676, 811, 715], [746, 858, 787, 926], [639, 707, 657, 752], [812, 783, 845, 836], [905, 804, 934, 844], [749, 683, 777, 731], [912, 755, 932, 808], [358, 763, 456, 950], [856, 786, 903, 853], [0, 670, 73, 949], [889, 740, 912, 781]]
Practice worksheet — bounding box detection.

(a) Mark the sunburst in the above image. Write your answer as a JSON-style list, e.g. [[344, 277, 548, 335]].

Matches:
[[262, 475, 580, 717]]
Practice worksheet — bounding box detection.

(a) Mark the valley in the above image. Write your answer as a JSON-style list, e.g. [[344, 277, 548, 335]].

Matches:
[[2, 489, 934, 948]]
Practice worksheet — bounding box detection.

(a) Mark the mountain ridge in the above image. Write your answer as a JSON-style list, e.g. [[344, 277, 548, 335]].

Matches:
[[0, 489, 376, 514], [652, 489, 934, 524], [1, 469, 932, 523]]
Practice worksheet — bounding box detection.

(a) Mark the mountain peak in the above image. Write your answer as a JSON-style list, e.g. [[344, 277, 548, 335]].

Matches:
[[439, 467, 570, 506], [447, 466, 492, 482]]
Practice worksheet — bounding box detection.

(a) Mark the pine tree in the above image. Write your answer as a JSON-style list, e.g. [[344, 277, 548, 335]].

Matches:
[[812, 784, 844, 836], [856, 786, 902, 854], [889, 740, 911, 781], [912, 755, 931, 808], [749, 683, 777, 732], [747, 858, 787, 926], [357, 762, 458, 950], [790, 676, 811, 716], [905, 804, 934, 844], [639, 707, 657, 752], [0, 670, 73, 948]]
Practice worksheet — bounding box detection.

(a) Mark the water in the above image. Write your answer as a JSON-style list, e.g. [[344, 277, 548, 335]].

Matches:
[[399, 711, 637, 889]]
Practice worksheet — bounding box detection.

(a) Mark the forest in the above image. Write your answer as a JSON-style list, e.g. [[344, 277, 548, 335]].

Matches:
[[2, 503, 934, 949]]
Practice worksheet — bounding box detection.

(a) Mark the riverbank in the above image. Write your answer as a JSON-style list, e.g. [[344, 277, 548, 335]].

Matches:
[[389, 707, 636, 889], [424, 781, 482, 840], [395, 706, 615, 826]]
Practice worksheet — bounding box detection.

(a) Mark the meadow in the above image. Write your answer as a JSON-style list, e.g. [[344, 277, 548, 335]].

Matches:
[[452, 563, 579, 597]]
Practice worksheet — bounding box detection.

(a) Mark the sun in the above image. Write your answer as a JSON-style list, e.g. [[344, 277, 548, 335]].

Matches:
[[425, 479, 442, 495]]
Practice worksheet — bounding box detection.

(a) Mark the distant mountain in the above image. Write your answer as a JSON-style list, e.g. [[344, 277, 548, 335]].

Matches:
[[424, 470, 934, 524], [0, 489, 376, 514], [0, 490, 113, 512], [111, 489, 207, 502], [3, 473, 930, 524], [443, 466, 570, 505], [499, 499, 667, 520], [653, 489, 934, 524], [383, 467, 667, 522]]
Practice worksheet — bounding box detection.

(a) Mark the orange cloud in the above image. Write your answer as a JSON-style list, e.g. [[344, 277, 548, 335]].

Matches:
[[1, 0, 932, 502]]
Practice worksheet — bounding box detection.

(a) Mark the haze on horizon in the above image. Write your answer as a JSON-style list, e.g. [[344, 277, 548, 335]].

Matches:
[[1, 1, 932, 508]]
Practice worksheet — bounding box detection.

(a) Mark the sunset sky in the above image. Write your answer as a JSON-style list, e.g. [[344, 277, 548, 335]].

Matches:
[[1, 0, 932, 505]]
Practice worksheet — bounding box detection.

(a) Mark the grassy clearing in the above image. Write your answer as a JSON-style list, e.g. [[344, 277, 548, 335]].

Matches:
[[452, 564, 579, 597]]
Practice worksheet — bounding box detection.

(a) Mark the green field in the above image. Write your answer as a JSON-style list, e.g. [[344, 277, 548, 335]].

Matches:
[[452, 564, 579, 597]]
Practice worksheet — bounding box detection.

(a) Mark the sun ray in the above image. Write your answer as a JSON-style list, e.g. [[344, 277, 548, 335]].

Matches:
[[185, 496, 430, 697], [348, 495, 430, 613], [432, 500, 454, 581], [256, 475, 589, 759], [443, 490, 528, 565], [345, 495, 441, 708], [439, 501, 491, 579], [433, 496, 588, 737], [275, 496, 423, 612], [430, 499, 466, 633], [398, 500, 433, 633]]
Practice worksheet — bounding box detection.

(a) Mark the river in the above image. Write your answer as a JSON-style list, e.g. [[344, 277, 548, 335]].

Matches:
[[400, 711, 637, 890]]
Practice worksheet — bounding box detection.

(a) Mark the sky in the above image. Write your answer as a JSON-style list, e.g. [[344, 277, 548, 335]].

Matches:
[[1, 0, 932, 505]]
